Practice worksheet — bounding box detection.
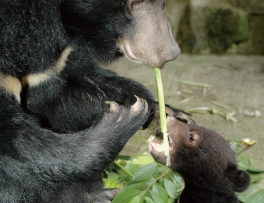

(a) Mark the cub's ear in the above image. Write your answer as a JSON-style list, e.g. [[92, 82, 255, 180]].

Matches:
[[231, 170, 251, 192], [226, 163, 251, 192]]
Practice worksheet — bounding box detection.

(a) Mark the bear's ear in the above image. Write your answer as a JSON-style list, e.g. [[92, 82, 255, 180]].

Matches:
[[226, 163, 251, 192]]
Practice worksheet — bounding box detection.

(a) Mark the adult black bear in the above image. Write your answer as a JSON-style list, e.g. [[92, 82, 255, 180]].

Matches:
[[0, 0, 182, 202], [149, 114, 250, 203]]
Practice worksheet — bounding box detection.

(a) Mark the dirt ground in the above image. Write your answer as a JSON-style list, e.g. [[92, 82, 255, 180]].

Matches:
[[106, 54, 264, 187]]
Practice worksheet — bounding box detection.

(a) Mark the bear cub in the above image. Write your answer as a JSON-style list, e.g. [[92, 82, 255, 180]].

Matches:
[[149, 113, 250, 203]]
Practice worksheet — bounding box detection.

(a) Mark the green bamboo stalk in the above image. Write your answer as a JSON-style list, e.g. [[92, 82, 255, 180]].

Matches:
[[154, 68, 171, 166]]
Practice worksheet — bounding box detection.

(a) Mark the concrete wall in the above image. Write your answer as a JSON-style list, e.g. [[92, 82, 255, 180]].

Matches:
[[167, 0, 264, 54]]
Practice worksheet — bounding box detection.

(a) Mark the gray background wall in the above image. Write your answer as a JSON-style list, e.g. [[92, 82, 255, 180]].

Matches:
[[167, 0, 264, 54]]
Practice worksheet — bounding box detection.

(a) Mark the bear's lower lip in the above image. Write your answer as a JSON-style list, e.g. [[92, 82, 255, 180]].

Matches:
[[123, 42, 137, 61]]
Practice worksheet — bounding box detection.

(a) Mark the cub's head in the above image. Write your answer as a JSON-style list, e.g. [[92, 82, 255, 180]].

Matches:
[[149, 115, 250, 193]]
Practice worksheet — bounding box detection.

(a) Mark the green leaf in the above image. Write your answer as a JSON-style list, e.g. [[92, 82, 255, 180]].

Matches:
[[245, 189, 264, 203], [236, 184, 258, 202], [168, 198, 175, 203], [247, 167, 264, 173], [164, 178, 179, 199], [133, 163, 158, 182], [249, 172, 263, 183], [238, 162, 264, 173], [170, 172, 182, 185], [123, 163, 141, 175], [105, 171, 120, 179], [129, 195, 144, 203], [230, 143, 238, 154], [248, 168, 264, 173], [112, 161, 133, 179], [149, 190, 166, 203], [116, 155, 132, 161], [152, 184, 168, 203], [144, 197, 155, 203], [125, 182, 149, 191], [237, 156, 264, 173], [103, 178, 121, 189], [131, 154, 155, 165], [112, 189, 141, 203]]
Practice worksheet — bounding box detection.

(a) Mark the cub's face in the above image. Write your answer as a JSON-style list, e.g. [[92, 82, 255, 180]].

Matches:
[[149, 115, 250, 193], [149, 115, 236, 178]]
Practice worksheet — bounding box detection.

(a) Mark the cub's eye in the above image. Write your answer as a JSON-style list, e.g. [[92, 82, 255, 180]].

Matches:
[[187, 133, 198, 146], [189, 135, 195, 142]]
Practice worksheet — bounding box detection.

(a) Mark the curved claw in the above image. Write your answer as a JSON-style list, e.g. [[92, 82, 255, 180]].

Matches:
[[131, 95, 145, 113], [165, 106, 174, 116], [176, 112, 194, 124], [105, 101, 119, 112]]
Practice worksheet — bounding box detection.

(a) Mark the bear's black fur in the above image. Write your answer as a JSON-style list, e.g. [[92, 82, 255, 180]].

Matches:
[[149, 115, 250, 203], [0, 0, 182, 202]]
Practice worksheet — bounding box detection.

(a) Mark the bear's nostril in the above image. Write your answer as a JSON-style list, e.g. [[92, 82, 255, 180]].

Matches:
[[162, 48, 181, 62]]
